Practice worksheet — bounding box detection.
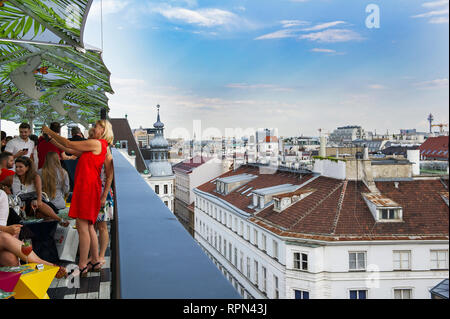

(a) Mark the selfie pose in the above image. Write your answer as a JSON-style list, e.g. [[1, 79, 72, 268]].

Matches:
[[42, 120, 114, 277]]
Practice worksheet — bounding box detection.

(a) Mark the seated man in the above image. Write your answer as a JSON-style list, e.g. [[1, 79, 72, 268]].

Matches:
[[0, 152, 15, 189]]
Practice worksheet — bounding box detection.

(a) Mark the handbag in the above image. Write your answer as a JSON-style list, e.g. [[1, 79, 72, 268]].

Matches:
[[17, 191, 49, 203], [17, 191, 37, 202], [54, 220, 79, 262]]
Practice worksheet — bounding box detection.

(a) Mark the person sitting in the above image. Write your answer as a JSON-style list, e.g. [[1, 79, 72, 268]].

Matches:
[[0, 152, 15, 186], [38, 152, 70, 211], [4, 123, 34, 165], [6, 156, 68, 226], [0, 189, 67, 277]]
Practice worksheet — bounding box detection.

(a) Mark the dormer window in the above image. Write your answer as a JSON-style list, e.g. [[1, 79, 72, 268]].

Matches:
[[379, 208, 401, 220], [362, 193, 403, 222]]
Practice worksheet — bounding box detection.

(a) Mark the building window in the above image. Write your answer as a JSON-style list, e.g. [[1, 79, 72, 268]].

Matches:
[[379, 208, 400, 220], [294, 253, 308, 271], [246, 225, 250, 241], [164, 201, 168, 207], [240, 251, 244, 272], [349, 290, 367, 299], [164, 184, 168, 194], [273, 240, 279, 260], [219, 210, 222, 223], [254, 229, 258, 247], [393, 251, 411, 270], [431, 250, 448, 269], [234, 247, 238, 267], [349, 252, 366, 271], [155, 185, 159, 194], [228, 214, 232, 228], [274, 275, 279, 299], [394, 289, 412, 299], [214, 207, 217, 219], [224, 239, 227, 257], [261, 234, 267, 252], [234, 217, 237, 232], [247, 257, 251, 278], [294, 290, 309, 299], [229, 243, 232, 261], [219, 236, 222, 254], [254, 260, 259, 287], [240, 221, 244, 236], [214, 232, 217, 248], [262, 266, 267, 294]]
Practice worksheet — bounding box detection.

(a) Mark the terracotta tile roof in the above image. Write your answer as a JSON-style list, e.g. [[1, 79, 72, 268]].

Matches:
[[419, 136, 449, 160], [273, 188, 316, 200], [173, 156, 212, 174], [195, 165, 449, 241]]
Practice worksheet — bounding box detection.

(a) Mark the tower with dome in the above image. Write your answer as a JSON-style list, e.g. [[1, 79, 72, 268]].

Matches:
[[145, 105, 175, 212]]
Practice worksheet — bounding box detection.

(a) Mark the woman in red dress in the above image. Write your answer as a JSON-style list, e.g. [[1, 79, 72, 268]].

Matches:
[[42, 120, 114, 277]]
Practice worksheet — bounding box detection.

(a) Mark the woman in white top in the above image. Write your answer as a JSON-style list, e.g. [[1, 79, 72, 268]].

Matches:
[[0, 190, 22, 236], [10, 156, 67, 224], [38, 152, 69, 210]]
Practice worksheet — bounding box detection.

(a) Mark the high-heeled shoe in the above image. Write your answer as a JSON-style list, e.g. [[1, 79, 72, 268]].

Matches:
[[79, 265, 89, 278], [88, 261, 102, 272]]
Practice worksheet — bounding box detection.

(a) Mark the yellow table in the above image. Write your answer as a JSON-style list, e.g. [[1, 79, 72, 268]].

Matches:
[[13, 264, 59, 299]]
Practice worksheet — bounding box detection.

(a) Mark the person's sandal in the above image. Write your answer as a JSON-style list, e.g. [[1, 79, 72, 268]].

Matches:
[[88, 261, 102, 272], [79, 265, 89, 278]]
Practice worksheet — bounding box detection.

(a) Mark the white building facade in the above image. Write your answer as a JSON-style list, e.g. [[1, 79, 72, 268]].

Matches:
[[193, 165, 449, 299]]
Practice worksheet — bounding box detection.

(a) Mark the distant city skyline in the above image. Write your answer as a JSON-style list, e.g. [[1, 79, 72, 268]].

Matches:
[[1, 0, 449, 137]]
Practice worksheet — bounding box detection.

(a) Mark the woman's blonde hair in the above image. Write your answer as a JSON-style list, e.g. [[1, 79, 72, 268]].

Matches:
[[95, 120, 114, 145], [41, 152, 67, 199]]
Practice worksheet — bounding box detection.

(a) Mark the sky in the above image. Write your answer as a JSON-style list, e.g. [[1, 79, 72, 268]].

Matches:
[[2, 0, 449, 138]]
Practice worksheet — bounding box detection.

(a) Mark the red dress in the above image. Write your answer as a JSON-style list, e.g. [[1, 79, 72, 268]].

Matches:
[[69, 139, 108, 224]]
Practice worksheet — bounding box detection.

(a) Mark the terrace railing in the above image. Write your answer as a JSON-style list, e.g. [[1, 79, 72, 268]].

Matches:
[[110, 149, 241, 299]]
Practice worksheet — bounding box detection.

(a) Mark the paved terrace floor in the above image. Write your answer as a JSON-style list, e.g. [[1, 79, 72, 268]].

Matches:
[[47, 224, 112, 300]]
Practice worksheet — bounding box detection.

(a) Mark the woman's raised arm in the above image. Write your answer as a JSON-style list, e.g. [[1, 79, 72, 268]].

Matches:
[[42, 126, 101, 155]]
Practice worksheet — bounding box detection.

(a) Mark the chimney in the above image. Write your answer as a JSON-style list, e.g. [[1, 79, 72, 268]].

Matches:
[[319, 135, 327, 157], [407, 149, 420, 176], [363, 145, 369, 160]]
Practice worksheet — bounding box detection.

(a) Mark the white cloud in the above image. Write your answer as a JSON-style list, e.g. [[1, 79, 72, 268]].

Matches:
[[255, 28, 299, 40], [154, 6, 241, 28], [299, 29, 363, 43], [414, 78, 449, 88], [310, 48, 336, 53], [300, 21, 346, 32], [422, 0, 449, 8], [412, 1, 449, 23], [412, 8, 449, 18], [281, 20, 309, 28], [429, 16, 450, 23]]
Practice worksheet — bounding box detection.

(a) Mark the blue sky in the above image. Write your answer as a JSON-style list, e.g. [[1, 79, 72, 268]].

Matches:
[[7, 0, 447, 138]]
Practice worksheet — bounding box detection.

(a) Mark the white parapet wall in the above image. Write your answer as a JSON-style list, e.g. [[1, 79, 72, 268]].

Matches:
[[313, 159, 346, 180]]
